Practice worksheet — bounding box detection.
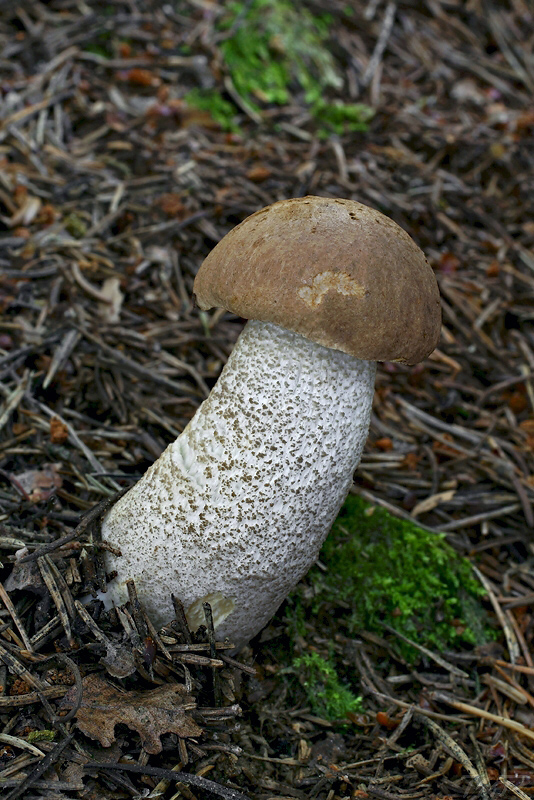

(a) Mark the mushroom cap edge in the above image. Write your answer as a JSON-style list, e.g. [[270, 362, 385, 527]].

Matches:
[[194, 196, 441, 365]]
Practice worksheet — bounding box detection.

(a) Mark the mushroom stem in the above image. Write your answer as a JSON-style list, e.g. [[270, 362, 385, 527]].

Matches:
[[101, 319, 376, 646]]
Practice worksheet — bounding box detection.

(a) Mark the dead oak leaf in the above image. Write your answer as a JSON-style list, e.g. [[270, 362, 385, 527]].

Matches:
[[62, 674, 202, 754]]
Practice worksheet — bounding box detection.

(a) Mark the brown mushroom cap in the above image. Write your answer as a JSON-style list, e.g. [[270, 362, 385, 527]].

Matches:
[[194, 196, 441, 365]]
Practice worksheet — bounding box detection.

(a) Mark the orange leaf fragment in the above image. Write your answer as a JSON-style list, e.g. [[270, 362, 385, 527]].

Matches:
[[402, 452, 420, 470], [121, 68, 160, 87], [50, 417, 69, 444], [376, 711, 399, 730], [515, 110, 534, 132], [158, 193, 185, 217], [437, 252, 461, 273], [375, 437, 393, 451], [246, 165, 271, 182], [503, 387, 528, 414], [37, 204, 56, 226]]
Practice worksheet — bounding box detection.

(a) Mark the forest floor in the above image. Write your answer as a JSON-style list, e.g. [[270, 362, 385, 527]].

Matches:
[[0, 1, 534, 799]]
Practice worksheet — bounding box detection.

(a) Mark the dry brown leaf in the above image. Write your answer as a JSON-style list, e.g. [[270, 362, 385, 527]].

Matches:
[[63, 674, 202, 754], [11, 462, 62, 502]]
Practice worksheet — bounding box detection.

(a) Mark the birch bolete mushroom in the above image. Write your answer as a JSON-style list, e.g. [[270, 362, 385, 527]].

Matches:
[[100, 196, 441, 647]]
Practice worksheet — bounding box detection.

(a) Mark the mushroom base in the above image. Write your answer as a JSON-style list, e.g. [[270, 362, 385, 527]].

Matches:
[[100, 320, 376, 647]]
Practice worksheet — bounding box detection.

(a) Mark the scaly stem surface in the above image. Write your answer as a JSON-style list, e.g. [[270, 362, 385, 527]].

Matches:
[[101, 320, 376, 646]]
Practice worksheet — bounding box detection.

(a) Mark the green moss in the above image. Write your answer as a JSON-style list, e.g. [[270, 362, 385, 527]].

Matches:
[[284, 497, 492, 719], [184, 88, 240, 132], [313, 100, 376, 138], [199, 0, 374, 134], [83, 43, 112, 59], [219, 0, 339, 109], [308, 496, 491, 661], [64, 213, 87, 239], [292, 651, 363, 720], [27, 729, 56, 742], [82, 25, 114, 59]]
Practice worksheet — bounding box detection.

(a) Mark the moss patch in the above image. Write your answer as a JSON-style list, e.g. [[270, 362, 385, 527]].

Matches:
[[186, 0, 374, 135], [218, 0, 340, 109], [306, 496, 491, 661], [292, 651, 363, 720], [284, 497, 492, 720], [312, 100, 376, 138], [184, 88, 240, 132]]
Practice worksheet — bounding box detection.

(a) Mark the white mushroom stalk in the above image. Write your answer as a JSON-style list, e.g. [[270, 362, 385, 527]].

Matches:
[[101, 320, 375, 647], [99, 195, 441, 648]]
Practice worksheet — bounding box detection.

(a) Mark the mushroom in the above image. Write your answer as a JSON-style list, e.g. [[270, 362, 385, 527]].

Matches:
[[100, 196, 441, 647]]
